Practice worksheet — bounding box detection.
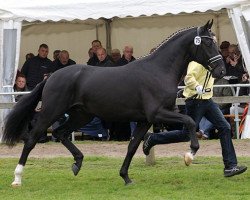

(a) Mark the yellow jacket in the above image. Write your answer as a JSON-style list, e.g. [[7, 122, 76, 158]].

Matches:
[[183, 61, 214, 99]]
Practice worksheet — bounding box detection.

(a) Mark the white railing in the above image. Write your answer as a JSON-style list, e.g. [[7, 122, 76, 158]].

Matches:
[[1, 84, 250, 139]]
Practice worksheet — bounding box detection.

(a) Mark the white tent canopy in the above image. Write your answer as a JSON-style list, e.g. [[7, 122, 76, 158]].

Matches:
[[0, 0, 250, 138], [0, 0, 249, 21]]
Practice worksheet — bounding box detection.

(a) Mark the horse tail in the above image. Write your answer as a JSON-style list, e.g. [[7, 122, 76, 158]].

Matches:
[[2, 79, 47, 146]]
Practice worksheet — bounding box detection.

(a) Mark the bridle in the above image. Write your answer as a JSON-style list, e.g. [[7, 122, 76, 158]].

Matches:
[[194, 27, 223, 72], [185, 27, 224, 100]]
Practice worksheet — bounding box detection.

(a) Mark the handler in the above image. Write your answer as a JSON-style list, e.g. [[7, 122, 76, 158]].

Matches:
[[143, 61, 247, 177]]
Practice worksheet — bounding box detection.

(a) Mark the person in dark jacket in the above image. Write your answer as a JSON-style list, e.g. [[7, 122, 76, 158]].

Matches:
[[109, 45, 136, 141], [96, 48, 114, 67], [87, 40, 102, 66], [115, 45, 135, 66], [226, 44, 246, 84], [111, 49, 121, 63], [51, 50, 76, 72], [53, 49, 61, 61], [21, 43, 53, 90]]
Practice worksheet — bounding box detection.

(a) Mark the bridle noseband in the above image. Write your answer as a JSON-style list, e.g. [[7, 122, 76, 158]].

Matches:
[[194, 27, 223, 72]]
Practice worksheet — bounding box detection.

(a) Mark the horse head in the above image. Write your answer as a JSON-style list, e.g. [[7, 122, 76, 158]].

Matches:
[[190, 20, 226, 79]]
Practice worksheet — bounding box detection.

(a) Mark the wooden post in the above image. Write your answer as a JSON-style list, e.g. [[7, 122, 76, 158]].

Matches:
[[145, 147, 156, 165]]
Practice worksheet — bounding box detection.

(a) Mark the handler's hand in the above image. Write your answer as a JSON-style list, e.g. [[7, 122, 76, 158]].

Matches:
[[195, 85, 204, 95]]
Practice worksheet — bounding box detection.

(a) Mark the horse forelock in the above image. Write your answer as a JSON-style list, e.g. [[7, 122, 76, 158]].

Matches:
[[137, 26, 196, 60]]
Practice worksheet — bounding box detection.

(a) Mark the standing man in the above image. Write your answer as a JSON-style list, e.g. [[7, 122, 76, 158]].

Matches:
[[51, 50, 76, 72], [21, 43, 52, 143], [143, 61, 247, 177], [21, 43, 52, 90]]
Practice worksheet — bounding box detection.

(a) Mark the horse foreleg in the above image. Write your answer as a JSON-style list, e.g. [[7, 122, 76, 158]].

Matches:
[[120, 122, 151, 185], [154, 110, 199, 165], [52, 127, 84, 176], [61, 137, 84, 176]]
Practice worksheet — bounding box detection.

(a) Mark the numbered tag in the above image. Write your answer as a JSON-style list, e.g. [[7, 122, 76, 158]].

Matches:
[[194, 36, 201, 45]]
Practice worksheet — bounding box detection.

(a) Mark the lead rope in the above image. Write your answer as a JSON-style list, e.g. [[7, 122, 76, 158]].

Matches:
[[197, 71, 211, 99]]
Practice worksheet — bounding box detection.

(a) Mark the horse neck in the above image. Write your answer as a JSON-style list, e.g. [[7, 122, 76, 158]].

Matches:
[[145, 30, 194, 81]]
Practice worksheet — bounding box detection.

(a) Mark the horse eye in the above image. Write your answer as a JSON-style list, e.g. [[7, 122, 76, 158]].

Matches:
[[204, 39, 212, 46]]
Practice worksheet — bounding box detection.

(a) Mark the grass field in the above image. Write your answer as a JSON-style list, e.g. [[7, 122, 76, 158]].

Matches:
[[0, 156, 250, 200]]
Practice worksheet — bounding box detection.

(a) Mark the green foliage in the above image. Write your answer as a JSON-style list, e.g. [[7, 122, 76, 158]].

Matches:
[[0, 157, 249, 200]]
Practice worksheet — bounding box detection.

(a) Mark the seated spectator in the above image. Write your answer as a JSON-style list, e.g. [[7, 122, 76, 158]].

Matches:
[[25, 53, 35, 61], [220, 41, 230, 61], [109, 45, 136, 140], [116, 45, 135, 66], [51, 50, 76, 72], [87, 40, 102, 66], [225, 44, 246, 84], [13, 74, 28, 102], [198, 77, 233, 139], [111, 49, 121, 63], [88, 48, 94, 59], [79, 117, 109, 140], [96, 48, 114, 67], [53, 50, 61, 61]]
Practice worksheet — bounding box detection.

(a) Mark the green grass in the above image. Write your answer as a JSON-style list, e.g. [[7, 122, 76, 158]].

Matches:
[[0, 156, 250, 200]]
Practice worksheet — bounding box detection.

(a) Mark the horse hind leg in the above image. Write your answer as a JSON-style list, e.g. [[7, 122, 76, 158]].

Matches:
[[12, 117, 50, 187], [52, 110, 93, 176]]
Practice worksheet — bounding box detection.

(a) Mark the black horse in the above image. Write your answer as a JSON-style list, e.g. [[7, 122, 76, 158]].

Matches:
[[3, 20, 225, 186]]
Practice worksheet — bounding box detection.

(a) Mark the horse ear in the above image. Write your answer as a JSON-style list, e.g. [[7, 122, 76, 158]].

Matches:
[[201, 20, 213, 33], [203, 20, 210, 30], [208, 19, 213, 29]]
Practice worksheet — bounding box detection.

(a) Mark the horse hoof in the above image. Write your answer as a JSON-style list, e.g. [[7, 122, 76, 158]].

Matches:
[[125, 180, 133, 186], [72, 163, 80, 176], [11, 182, 21, 187], [184, 152, 194, 166]]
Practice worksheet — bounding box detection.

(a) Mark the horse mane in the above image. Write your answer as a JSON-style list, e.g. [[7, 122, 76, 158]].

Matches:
[[137, 26, 196, 60]]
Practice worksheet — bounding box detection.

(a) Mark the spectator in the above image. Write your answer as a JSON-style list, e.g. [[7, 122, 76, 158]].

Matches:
[[226, 44, 246, 84], [87, 40, 102, 66], [78, 46, 112, 141], [109, 45, 136, 141], [51, 50, 76, 72], [220, 41, 230, 61], [116, 45, 135, 66], [88, 48, 94, 59], [79, 117, 109, 141], [13, 74, 28, 102], [96, 48, 114, 67], [53, 50, 61, 61], [197, 77, 233, 139], [143, 60, 247, 177], [111, 49, 121, 63], [21, 43, 53, 90], [25, 53, 35, 61]]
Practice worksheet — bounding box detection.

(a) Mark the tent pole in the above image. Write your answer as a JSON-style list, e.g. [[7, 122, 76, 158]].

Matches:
[[104, 19, 112, 55], [215, 14, 220, 45], [95, 24, 99, 40]]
